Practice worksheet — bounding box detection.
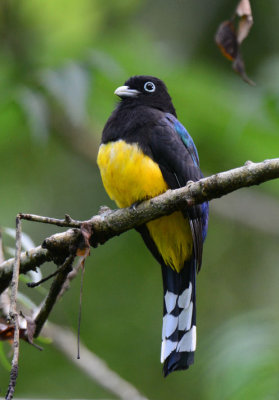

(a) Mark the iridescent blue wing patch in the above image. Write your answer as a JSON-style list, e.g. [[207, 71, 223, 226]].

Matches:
[[164, 113, 200, 168]]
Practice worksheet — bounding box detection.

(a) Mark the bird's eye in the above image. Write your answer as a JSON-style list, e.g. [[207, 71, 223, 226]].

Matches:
[[144, 81, 156, 93]]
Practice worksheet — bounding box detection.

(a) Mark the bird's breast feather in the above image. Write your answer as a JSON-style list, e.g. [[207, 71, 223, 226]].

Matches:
[[97, 139, 167, 208], [97, 139, 193, 271]]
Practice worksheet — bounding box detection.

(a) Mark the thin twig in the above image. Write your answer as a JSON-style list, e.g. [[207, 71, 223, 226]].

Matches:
[[34, 254, 75, 338], [27, 268, 62, 288], [19, 213, 82, 228], [5, 216, 22, 400]]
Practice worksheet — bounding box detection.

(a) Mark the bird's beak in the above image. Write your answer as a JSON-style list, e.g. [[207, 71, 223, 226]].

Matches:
[[114, 85, 140, 98]]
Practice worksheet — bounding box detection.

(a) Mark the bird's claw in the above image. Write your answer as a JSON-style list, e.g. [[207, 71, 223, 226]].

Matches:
[[130, 200, 142, 211]]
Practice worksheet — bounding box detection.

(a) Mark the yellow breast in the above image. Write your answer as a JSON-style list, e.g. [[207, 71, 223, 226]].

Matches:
[[97, 140, 168, 207], [97, 140, 193, 271]]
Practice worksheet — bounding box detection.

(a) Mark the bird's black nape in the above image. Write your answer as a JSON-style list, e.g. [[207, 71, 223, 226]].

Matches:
[[119, 75, 177, 117]]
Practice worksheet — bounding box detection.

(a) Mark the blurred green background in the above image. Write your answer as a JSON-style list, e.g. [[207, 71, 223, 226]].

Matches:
[[1, 0, 279, 399]]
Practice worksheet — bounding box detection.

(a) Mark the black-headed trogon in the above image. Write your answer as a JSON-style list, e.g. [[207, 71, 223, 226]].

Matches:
[[97, 76, 209, 376]]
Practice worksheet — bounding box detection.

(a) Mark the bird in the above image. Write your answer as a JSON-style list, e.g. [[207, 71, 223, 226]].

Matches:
[[97, 75, 209, 376]]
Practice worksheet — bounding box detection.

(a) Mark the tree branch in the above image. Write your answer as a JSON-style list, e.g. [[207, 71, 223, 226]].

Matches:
[[0, 158, 278, 296]]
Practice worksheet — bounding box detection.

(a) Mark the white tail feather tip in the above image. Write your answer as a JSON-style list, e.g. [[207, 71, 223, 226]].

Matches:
[[177, 325, 196, 352]]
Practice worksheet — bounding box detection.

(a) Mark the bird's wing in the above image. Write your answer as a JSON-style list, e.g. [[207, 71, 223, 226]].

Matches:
[[148, 113, 209, 271]]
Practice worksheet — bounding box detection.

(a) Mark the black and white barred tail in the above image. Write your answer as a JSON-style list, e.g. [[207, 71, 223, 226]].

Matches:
[[161, 258, 196, 377]]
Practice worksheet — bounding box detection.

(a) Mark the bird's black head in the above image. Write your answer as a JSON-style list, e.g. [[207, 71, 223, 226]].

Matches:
[[114, 75, 176, 116]]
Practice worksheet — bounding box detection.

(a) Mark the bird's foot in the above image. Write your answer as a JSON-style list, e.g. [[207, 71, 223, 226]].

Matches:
[[130, 200, 142, 211]]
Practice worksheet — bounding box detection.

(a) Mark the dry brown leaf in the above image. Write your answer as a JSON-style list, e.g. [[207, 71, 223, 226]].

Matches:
[[215, 20, 238, 61], [24, 316, 36, 344], [215, 0, 255, 85], [236, 0, 253, 44], [76, 222, 92, 256], [232, 56, 255, 86], [0, 319, 14, 341], [237, 16, 253, 44], [236, 0, 252, 18], [0, 315, 41, 350]]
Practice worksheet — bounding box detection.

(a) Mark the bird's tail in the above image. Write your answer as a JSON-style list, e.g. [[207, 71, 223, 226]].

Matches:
[[161, 257, 196, 377]]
